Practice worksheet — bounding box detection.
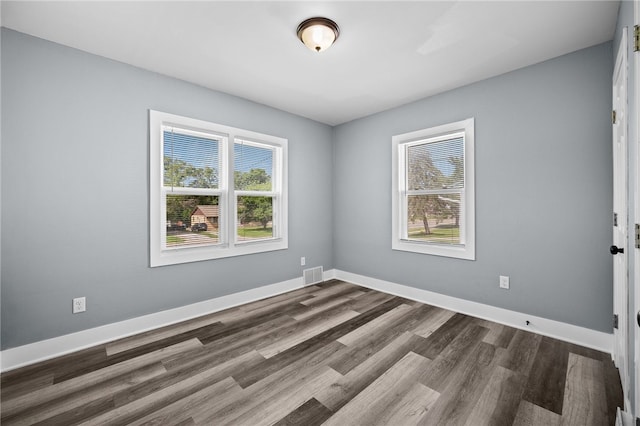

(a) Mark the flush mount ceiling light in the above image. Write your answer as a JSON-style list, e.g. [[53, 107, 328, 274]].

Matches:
[[297, 17, 340, 53]]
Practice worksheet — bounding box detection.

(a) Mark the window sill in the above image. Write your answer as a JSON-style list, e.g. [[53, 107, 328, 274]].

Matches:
[[150, 239, 288, 267], [392, 239, 475, 261]]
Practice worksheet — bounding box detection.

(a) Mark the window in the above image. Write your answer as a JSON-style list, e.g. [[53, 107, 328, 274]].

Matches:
[[392, 118, 475, 260], [150, 110, 287, 267]]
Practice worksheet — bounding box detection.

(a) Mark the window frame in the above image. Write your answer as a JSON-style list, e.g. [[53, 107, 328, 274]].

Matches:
[[233, 138, 281, 245], [150, 110, 288, 267], [391, 118, 475, 260]]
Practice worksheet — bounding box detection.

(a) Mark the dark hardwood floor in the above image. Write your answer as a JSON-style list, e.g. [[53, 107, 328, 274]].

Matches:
[[0, 280, 623, 425]]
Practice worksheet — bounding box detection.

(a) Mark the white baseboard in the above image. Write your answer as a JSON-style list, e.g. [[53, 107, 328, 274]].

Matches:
[[1, 267, 612, 372], [1, 274, 318, 372], [324, 268, 337, 280], [334, 269, 613, 354]]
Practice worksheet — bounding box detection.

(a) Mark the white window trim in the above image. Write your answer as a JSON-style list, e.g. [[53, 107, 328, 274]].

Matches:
[[150, 110, 288, 267], [391, 118, 475, 260]]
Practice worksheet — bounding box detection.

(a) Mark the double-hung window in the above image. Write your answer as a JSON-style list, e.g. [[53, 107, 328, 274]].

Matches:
[[392, 118, 475, 260], [150, 110, 287, 267]]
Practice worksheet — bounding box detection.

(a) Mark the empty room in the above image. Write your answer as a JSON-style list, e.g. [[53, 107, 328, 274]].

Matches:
[[1, 1, 638, 425]]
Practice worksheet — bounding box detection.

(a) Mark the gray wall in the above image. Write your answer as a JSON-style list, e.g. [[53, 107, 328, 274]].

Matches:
[[0, 9, 3, 353], [1, 26, 617, 350], [333, 42, 614, 333], [1, 29, 334, 349], [613, 0, 636, 411]]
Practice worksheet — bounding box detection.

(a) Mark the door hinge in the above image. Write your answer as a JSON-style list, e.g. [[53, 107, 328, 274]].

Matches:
[[636, 223, 640, 249], [614, 314, 619, 329], [612, 110, 617, 124], [634, 25, 640, 52], [614, 212, 618, 227]]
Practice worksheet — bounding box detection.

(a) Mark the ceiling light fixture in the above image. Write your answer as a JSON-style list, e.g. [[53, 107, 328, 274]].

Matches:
[[297, 17, 339, 53]]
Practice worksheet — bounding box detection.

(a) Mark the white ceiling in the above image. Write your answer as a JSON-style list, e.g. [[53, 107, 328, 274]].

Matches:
[[1, 1, 620, 126]]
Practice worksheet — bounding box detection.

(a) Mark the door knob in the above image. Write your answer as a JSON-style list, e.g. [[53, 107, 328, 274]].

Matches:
[[610, 245, 624, 255]]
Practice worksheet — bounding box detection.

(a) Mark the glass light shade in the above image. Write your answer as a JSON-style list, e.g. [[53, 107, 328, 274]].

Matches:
[[297, 17, 339, 53]]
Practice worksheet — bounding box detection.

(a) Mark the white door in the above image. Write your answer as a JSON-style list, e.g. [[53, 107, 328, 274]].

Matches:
[[612, 26, 629, 409], [634, 1, 640, 418]]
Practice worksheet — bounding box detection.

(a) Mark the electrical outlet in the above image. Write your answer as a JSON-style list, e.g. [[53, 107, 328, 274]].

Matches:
[[499, 276, 510, 289], [73, 297, 86, 314], [301, 257, 306, 266]]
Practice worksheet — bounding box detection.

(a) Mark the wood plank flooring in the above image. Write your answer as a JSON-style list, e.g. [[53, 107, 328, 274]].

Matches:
[[0, 280, 623, 425]]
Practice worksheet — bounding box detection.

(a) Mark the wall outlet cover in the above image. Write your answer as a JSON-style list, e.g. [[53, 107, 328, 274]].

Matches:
[[499, 276, 510, 289], [73, 297, 86, 314]]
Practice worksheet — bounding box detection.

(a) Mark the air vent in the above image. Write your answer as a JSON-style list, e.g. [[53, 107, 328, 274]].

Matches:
[[303, 266, 324, 285]]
